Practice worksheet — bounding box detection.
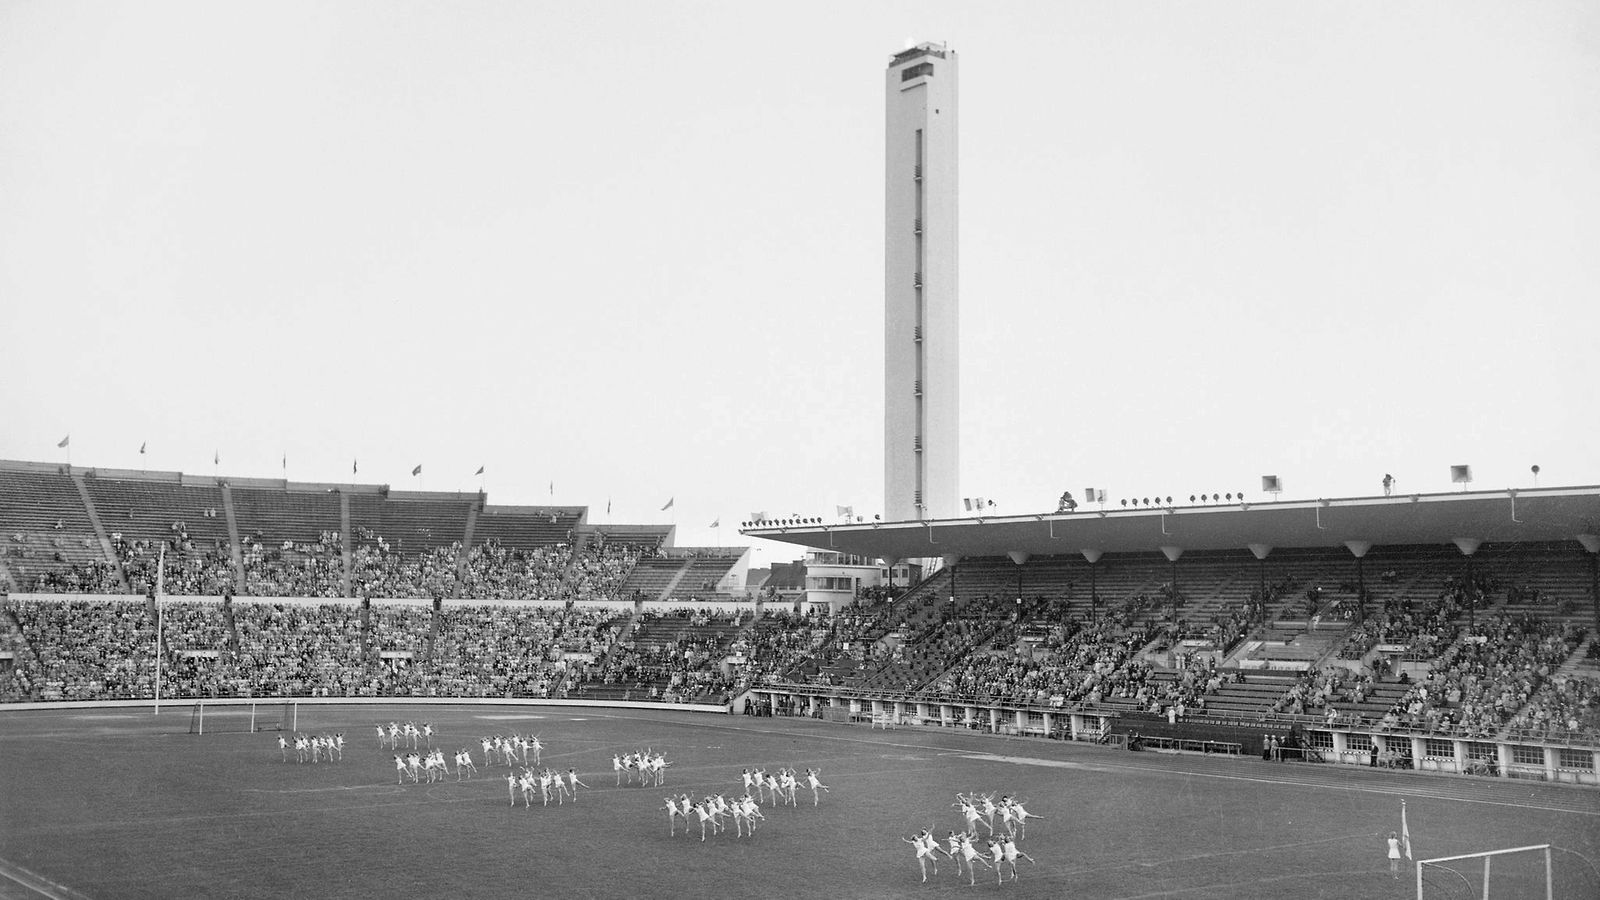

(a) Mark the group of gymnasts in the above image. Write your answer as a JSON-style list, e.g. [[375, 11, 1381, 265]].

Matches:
[[904, 793, 1043, 885], [613, 750, 671, 787], [375, 721, 434, 750], [904, 828, 1035, 886], [393, 748, 474, 784], [278, 732, 344, 763], [739, 767, 830, 807], [505, 766, 589, 807], [663, 792, 767, 840]]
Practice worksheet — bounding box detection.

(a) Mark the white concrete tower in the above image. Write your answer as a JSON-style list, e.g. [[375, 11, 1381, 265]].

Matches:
[[884, 42, 958, 522]]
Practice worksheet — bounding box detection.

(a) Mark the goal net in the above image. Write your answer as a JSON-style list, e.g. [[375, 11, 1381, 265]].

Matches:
[[1416, 844, 1552, 900], [188, 700, 296, 735]]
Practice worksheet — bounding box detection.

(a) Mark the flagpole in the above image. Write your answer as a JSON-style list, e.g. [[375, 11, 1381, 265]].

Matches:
[[154, 542, 165, 715]]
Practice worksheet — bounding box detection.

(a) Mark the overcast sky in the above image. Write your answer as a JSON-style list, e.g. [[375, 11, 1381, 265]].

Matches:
[[2, 1, 1596, 562]]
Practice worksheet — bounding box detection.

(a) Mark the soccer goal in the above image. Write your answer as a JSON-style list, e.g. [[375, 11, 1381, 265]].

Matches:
[[188, 700, 297, 735], [1416, 844, 1552, 900]]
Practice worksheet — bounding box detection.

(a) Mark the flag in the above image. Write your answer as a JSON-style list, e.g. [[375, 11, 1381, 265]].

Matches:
[[213, 450, 219, 465], [750, 511, 767, 522], [475, 466, 485, 476], [139, 441, 146, 455], [57, 434, 69, 448], [411, 464, 422, 476], [709, 518, 719, 529], [281, 453, 287, 471], [352, 459, 358, 475], [549, 480, 553, 496], [606, 498, 611, 515], [1400, 800, 1412, 860], [660, 497, 674, 511], [836, 504, 853, 518]]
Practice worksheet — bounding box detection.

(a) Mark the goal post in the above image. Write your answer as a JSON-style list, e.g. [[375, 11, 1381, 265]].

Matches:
[[187, 700, 297, 735], [1416, 844, 1552, 900]]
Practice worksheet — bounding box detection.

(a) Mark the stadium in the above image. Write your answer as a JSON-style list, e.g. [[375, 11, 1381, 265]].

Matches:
[[4, 6, 1599, 900]]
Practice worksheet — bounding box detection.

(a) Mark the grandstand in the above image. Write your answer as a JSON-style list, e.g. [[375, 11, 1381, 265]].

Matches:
[[740, 487, 1600, 781], [3, 458, 1598, 790]]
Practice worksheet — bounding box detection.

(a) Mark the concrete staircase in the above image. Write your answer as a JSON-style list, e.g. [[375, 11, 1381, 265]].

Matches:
[[339, 493, 353, 598], [656, 559, 693, 601], [69, 473, 130, 594], [220, 483, 246, 590]]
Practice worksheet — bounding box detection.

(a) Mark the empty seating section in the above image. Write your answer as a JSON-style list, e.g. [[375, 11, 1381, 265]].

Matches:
[[89, 479, 228, 545], [233, 488, 341, 544], [673, 557, 739, 597], [350, 496, 471, 553], [0, 467, 101, 589], [472, 507, 581, 550], [620, 557, 686, 600]]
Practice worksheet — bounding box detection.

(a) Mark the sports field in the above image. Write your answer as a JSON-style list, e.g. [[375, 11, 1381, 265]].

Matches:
[[1, 704, 1595, 900]]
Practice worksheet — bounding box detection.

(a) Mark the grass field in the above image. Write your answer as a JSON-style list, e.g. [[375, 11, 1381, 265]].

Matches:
[[1, 704, 1596, 900]]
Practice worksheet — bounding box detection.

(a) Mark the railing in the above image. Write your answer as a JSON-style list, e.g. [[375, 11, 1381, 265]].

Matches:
[[754, 680, 1600, 750]]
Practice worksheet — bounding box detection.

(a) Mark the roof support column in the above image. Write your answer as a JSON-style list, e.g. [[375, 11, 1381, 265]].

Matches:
[[1081, 549, 1102, 625], [1248, 543, 1273, 622], [1007, 551, 1029, 605], [1452, 537, 1483, 627], [1160, 546, 1183, 624], [1344, 540, 1372, 625]]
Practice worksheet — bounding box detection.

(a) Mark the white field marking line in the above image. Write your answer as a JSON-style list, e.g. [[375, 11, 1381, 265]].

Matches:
[[957, 752, 1600, 818], [1107, 867, 1385, 900], [238, 785, 408, 795], [473, 715, 548, 720], [0, 856, 93, 900], [965, 832, 1370, 892]]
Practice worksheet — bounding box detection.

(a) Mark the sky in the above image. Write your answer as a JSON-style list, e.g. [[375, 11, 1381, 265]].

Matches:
[[2, 1, 1597, 564]]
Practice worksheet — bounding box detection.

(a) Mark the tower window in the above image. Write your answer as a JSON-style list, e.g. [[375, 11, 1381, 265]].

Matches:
[[901, 62, 934, 82]]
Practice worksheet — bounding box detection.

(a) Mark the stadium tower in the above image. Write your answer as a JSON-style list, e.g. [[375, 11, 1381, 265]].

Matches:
[[884, 41, 958, 522]]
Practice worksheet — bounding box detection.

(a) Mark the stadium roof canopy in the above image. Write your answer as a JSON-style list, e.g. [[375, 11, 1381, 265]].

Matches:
[[743, 486, 1600, 563]]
